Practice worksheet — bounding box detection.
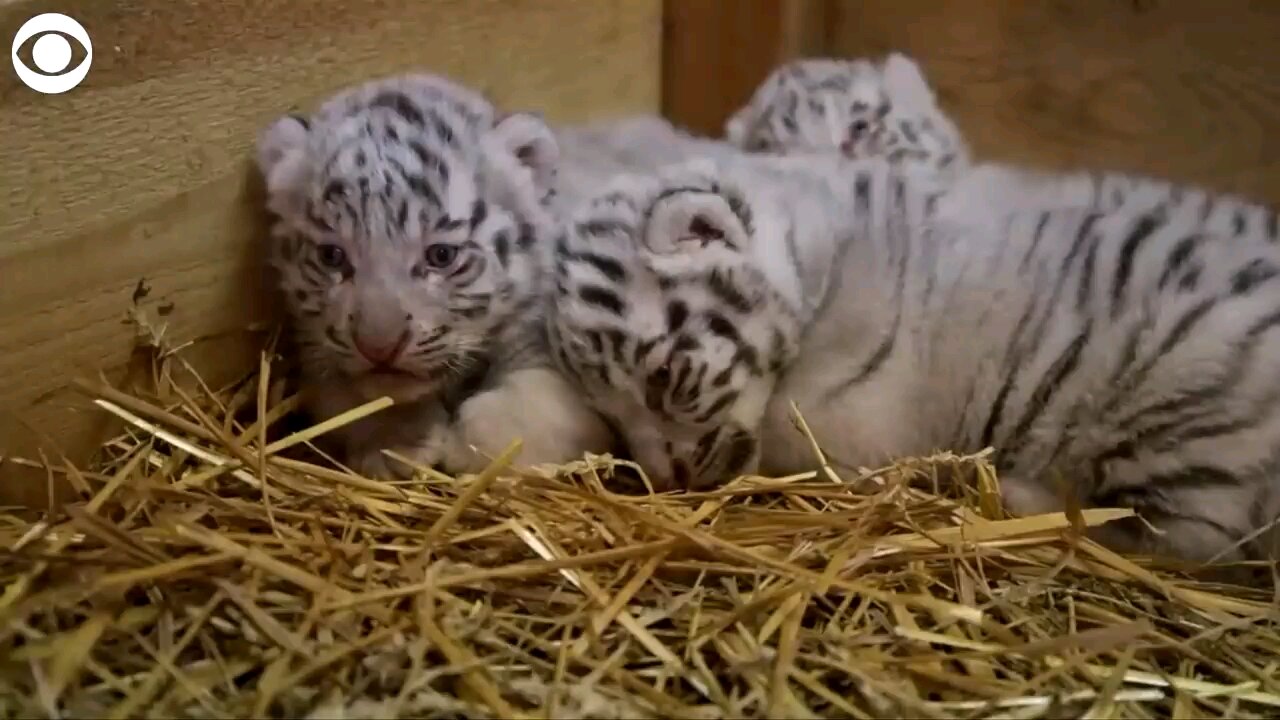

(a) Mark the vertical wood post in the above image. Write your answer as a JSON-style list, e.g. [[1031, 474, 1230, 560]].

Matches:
[[661, 0, 830, 136]]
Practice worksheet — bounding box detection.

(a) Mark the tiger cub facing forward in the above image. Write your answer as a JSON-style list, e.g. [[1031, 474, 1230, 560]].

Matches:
[[547, 152, 1280, 564], [255, 73, 613, 478]]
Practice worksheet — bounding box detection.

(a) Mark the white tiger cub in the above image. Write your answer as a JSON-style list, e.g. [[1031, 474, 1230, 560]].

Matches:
[[548, 151, 1280, 564], [726, 53, 969, 192], [725, 52, 1142, 214], [727, 51, 1277, 236], [255, 72, 613, 478]]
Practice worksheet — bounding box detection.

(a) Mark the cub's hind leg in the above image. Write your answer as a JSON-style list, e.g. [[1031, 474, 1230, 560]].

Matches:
[[1084, 514, 1248, 564], [1084, 505, 1279, 587], [1000, 466, 1272, 573], [1087, 470, 1280, 566]]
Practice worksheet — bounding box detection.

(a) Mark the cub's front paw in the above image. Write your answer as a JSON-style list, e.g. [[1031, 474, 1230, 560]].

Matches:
[[448, 368, 615, 472], [442, 388, 519, 474], [348, 438, 449, 480], [997, 474, 1069, 517]]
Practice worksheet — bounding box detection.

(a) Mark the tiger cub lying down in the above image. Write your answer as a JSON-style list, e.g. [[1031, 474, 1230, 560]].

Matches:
[[547, 147, 1280, 565]]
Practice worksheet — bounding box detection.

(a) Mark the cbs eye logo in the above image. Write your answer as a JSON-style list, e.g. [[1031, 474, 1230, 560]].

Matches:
[[11, 13, 92, 95]]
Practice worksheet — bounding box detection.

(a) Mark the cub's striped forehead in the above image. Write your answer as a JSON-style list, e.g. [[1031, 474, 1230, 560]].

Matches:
[[555, 170, 756, 302], [553, 167, 797, 373], [753, 58, 884, 119], [779, 57, 877, 94], [553, 179, 656, 322], [570, 162, 760, 241], [312, 74, 494, 136], [297, 77, 497, 240]]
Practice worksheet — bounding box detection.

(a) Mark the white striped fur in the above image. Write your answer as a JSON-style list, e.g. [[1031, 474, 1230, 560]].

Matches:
[[729, 51, 1271, 231], [548, 151, 1280, 564], [726, 53, 969, 194], [553, 115, 741, 213], [255, 73, 613, 478]]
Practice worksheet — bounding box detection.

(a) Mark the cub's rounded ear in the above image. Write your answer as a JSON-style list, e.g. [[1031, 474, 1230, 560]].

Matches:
[[724, 102, 756, 147], [881, 52, 937, 110], [255, 114, 311, 197], [725, 69, 783, 146], [488, 111, 560, 193], [640, 185, 750, 279]]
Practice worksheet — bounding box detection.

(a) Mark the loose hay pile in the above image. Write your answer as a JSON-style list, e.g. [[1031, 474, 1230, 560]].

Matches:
[[2, 322, 1279, 719]]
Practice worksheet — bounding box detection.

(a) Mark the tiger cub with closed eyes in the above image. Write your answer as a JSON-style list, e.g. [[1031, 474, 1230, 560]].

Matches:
[[547, 150, 1280, 565], [726, 53, 969, 192], [727, 50, 1275, 238]]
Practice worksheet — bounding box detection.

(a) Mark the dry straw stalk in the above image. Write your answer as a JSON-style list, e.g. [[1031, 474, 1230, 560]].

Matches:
[[1, 312, 1278, 719]]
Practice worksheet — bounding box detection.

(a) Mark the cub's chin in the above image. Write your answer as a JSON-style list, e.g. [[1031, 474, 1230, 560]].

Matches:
[[349, 370, 440, 405]]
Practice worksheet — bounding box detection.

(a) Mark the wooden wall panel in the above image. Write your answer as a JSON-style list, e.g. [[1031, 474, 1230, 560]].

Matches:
[[0, 0, 663, 507], [826, 0, 1280, 204], [662, 0, 828, 135]]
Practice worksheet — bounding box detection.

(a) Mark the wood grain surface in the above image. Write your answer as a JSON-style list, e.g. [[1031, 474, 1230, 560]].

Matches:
[[826, 0, 1280, 204], [662, 0, 827, 136], [0, 0, 662, 507]]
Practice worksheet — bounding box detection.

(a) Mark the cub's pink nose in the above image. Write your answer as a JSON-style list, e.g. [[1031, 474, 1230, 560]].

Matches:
[[353, 329, 410, 366]]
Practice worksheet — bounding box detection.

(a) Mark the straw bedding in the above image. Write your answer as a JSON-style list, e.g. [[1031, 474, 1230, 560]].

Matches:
[[2, 311, 1279, 719]]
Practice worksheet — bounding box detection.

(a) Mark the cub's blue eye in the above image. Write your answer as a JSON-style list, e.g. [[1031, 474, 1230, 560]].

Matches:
[[424, 243, 458, 269], [317, 244, 347, 269]]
